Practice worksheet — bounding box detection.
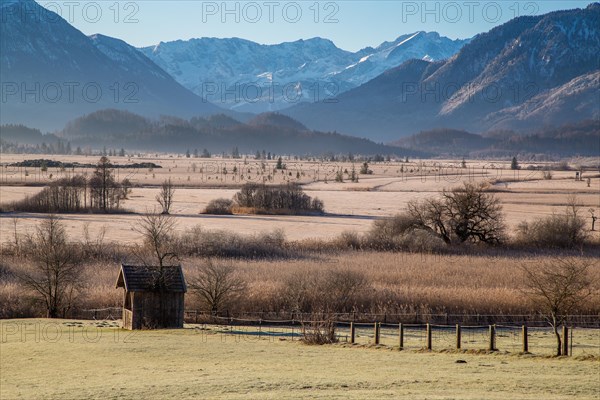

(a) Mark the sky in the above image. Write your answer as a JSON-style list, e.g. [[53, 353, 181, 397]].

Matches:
[[35, 0, 595, 51]]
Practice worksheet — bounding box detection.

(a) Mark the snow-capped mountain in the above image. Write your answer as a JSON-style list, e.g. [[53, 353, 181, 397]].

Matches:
[[0, 0, 223, 130], [332, 32, 468, 86], [139, 33, 468, 113], [283, 4, 600, 141]]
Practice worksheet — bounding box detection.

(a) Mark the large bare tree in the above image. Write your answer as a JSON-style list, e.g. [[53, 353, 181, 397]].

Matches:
[[18, 216, 81, 318], [521, 258, 594, 356], [408, 182, 505, 245]]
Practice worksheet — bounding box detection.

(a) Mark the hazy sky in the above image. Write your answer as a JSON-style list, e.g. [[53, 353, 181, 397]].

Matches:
[[36, 1, 595, 50]]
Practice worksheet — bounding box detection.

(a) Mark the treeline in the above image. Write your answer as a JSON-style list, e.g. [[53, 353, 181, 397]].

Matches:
[[7, 157, 131, 213], [0, 139, 74, 155], [10, 159, 161, 169], [59, 109, 416, 156], [395, 120, 600, 158]]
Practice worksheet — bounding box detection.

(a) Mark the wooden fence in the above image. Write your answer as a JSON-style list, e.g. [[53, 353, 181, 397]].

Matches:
[[80, 308, 599, 356], [349, 323, 571, 355], [185, 316, 599, 357]]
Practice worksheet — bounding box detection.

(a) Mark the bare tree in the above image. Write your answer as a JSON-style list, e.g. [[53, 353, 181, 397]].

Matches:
[[589, 208, 597, 231], [156, 179, 175, 214], [521, 258, 594, 356], [133, 212, 178, 268], [189, 260, 246, 315], [90, 156, 120, 211], [18, 216, 80, 318]]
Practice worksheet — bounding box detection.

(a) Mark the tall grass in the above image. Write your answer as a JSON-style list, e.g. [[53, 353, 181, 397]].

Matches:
[[6, 251, 597, 319]]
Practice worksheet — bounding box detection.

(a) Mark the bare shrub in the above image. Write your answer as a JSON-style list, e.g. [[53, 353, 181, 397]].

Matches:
[[301, 317, 337, 345], [203, 198, 233, 215], [517, 196, 588, 248], [365, 213, 419, 250], [363, 213, 446, 252], [0, 282, 37, 318], [175, 226, 290, 259], [335, 230, 363, 250], [396, 229, 446, 253]]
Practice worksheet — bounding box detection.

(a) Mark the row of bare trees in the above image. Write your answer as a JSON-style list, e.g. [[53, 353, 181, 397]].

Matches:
[[9, 156, 179, 215], [10, 156, 130, 213]]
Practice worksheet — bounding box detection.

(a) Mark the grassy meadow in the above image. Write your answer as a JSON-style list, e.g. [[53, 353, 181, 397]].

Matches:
[[1, 320, 599, 400]]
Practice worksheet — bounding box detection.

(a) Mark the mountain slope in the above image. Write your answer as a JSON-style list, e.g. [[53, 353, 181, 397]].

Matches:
[[0, 0, 222, 130], [283, 4, 600, 141], [139, 33, 468, 113]]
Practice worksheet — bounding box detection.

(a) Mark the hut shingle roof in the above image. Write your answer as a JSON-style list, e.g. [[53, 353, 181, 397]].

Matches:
[[116, 264, 187, 293]]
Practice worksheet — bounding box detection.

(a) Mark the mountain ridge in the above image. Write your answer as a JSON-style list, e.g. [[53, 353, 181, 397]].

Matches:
[[281, 4, 600, 141], [139, 32, 469, 113]]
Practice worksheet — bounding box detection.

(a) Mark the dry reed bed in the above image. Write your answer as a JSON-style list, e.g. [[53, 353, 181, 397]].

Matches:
[[2, 251, 599, 318]]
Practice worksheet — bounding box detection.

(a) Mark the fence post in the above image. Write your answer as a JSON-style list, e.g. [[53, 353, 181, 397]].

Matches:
[[522, 325, 528, 353], [399, 323, 404, 350], [562, 326, 569, 356], [489, 325, 496, 351], [350, 322, 356, 344], [570, 326, 573, 357], [426, 323, 432, 350], [456, 324, 461, 350], [374, 322, 380, 345]]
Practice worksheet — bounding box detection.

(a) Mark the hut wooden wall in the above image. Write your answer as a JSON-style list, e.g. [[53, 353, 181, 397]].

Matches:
[[126, 291, 185, 330]]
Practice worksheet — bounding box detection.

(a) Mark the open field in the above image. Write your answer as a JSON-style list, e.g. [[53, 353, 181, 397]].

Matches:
[[1, 319, 599, 400], [1, 154, 598, 243]]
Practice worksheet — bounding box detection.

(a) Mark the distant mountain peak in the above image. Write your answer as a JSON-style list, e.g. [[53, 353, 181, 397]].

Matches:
[[140, 32, 468, 113]]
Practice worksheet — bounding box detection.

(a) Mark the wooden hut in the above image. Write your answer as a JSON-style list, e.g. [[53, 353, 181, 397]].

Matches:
[[116, 264, 186, 330]]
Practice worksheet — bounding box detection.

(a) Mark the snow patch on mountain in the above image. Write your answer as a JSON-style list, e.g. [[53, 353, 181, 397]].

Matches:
[[139, 32, 469, 112]]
